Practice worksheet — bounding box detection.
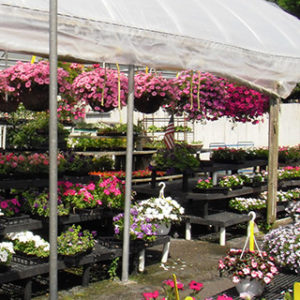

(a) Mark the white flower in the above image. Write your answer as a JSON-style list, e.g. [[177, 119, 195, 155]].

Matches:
[[0, 250, 8, 263]]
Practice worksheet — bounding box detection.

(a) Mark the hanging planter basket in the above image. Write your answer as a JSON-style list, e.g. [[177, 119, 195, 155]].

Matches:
[[88, 101, 115, 113], [134, 95, 164, 114], [0, 95, 19, 112], [21, 85, 49, 111]]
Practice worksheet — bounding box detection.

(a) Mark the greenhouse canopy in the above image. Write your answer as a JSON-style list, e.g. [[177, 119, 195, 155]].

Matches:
[[0, 0, 300, 98]]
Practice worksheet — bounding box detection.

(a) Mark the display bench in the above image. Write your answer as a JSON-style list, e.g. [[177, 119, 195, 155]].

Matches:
[[0, 244, 121, 300], [134, 177, 300, 246], [0, 208, 171, 299]]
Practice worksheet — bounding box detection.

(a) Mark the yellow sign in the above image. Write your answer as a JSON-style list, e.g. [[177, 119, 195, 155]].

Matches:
[[31, 56, 36, 64], [294, 282, 300, 300]]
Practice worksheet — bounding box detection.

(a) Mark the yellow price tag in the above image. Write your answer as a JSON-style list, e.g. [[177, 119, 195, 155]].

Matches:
[[249, 220, 254, 251], [172, 274, 180, 300], [31, 56, 36, 64], [294, 282, 300, 300]]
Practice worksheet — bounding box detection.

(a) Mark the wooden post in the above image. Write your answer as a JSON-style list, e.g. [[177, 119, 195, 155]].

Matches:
[[267, 96, 280, 225]]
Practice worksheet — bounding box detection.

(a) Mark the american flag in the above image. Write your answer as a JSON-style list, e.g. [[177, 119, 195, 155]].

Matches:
[[163, 115, 175, 149]]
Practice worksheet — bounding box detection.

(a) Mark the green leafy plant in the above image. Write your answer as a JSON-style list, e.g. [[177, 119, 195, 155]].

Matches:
[[152, 143, 199, 173], [22, 187, 70, 217], [108, 257, 120, 280], [57, 224, 96, 256], [195, 177, 214, 189], [7, 113, 68, 150], [218, 175, 244, 189]]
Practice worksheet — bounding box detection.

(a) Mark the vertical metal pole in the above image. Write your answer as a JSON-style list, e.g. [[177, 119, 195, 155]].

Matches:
[[267, 96, 280, 225], [122, 65, 134, 282], [49, 0, 58, 299]]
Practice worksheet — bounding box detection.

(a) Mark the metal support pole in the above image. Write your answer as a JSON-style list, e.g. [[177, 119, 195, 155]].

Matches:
[[267, 96, 280, 225], [121, 65, 134, 282], [49, 0, 58, 299]]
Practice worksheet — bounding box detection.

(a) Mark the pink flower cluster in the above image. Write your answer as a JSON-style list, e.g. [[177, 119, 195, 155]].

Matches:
[[0, 197, 21, 217], [0, 152, 65, 175], [224, 83, 269, 124], [57, 97, 86, 122], [164, 70, 269, 124], [59, 181, 101, 209], [165, 70, 228, 121], [97, 176, 125, 209], [134, 72, 175, 100], [0, 61, 71, 97], [71, 66, 128, 112], [143, 278, 232, 300], [218, 248, 278, 285]]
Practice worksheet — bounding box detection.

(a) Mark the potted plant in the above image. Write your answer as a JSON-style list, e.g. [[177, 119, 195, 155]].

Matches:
[[262, 223, 299, 274], [134, 72, 175, 114], [218, 175, 244, 190], [71, 66, 128, 112], [57, 224, 96, 258], [0, 197, 22, 217], [93, 177, 125, 210], [22, 187, 71, 218], [113, 206, 158, 243], [0, 241, 15, 270], [151, 143, 199, 174], [60, 181, 103, 213], [0, 60, 71, 111], [218, 248, 278, 297], [6, 231, 50, 260], [136, 195, 184, 235], [164, 71, 228, 122]]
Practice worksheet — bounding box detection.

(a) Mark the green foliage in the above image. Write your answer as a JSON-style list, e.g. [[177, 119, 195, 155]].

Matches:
[[57, 225, 96, 256], [108, 257, 120, 280], [69, 137, 127, 151], [7, 112, 68, 150], [152, 143, 199, 172]]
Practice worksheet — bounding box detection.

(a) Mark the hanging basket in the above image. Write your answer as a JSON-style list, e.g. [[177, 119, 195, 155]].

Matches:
[[134, 95, 164, 114], [0, 95, 19, 112], [235, 278, 265, 297], [21, 85, 49, 111], [88, 101, 115, 113]]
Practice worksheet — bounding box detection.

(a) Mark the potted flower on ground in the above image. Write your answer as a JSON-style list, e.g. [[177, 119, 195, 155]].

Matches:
[[262, 223, 299, 274], [218, 248, 278, 298]]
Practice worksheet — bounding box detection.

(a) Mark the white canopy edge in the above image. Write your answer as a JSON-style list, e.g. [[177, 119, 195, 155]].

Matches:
[[0, 0, 300, 98]]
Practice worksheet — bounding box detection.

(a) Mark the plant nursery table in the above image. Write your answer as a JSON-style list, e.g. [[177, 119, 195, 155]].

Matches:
[[133, 176, 300, 246], [0, 244, 122, 300]]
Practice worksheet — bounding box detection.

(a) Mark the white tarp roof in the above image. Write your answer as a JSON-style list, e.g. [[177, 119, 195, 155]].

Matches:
[[0, 0, 300, 98]]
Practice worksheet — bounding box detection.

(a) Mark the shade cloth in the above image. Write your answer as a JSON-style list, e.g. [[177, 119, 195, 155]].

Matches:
[[0, 0, 300, 97]]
